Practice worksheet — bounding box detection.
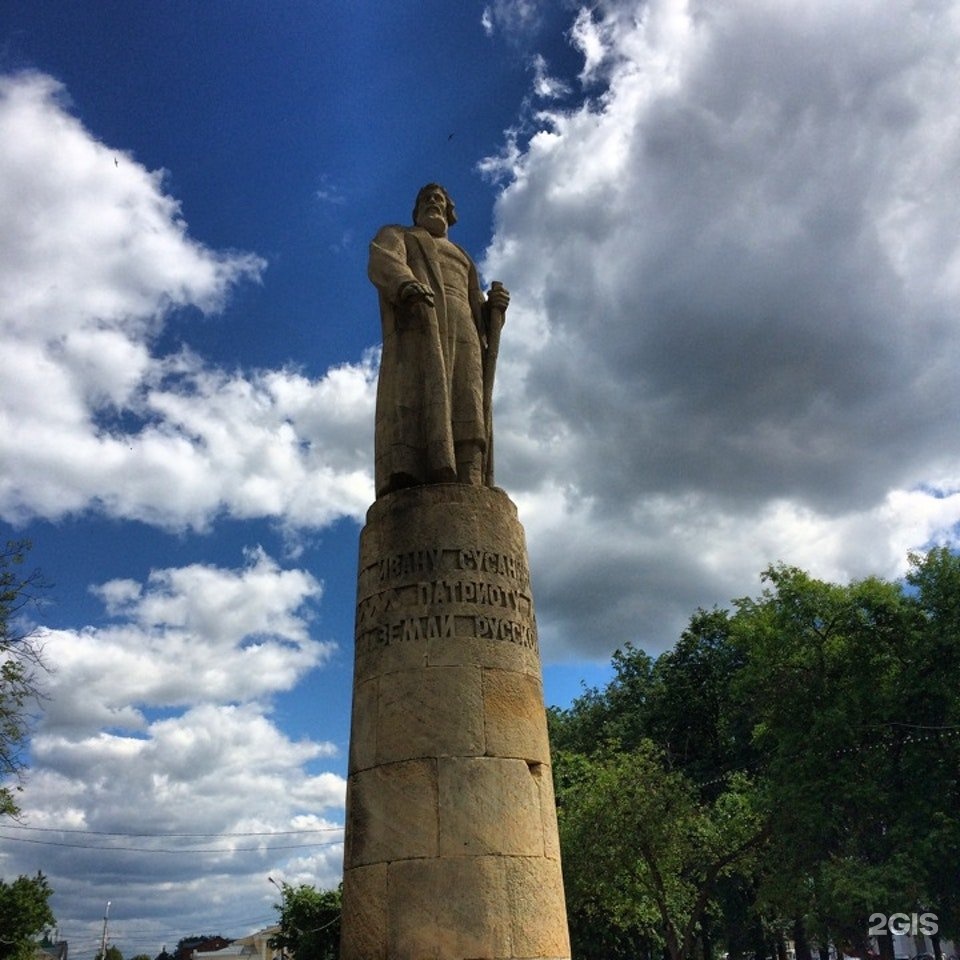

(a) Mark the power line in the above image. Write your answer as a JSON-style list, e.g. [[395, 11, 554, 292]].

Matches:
[[2, 824, 343, 838], [0, 833, 342, 853]]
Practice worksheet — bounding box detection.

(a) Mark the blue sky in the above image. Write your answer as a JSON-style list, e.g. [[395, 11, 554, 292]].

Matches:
[[3, 0, 960, 954]]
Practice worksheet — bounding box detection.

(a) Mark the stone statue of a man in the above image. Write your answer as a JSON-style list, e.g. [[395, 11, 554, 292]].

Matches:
[[368, 183, 510, 499]]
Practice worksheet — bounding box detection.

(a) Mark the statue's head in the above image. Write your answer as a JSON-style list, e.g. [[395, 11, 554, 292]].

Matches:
[[413, 183, 458, 228]]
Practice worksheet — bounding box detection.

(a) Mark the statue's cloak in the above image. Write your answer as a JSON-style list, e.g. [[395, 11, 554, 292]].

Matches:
[[368, 224, 489, 498]]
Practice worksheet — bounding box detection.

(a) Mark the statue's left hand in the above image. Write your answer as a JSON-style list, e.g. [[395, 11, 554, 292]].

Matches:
[[487, 283, 510, 312]]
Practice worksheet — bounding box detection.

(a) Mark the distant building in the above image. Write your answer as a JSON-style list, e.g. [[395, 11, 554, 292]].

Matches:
[[195, 927, 280, 960], [34, 937, 68, 960], [176, 937, 231, 960]]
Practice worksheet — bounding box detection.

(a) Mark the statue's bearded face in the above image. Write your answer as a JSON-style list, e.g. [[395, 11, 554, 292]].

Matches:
[[415, 186, 450, 237]]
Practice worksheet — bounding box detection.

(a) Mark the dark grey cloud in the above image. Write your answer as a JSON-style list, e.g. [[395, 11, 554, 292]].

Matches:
[[485, 0, 960, 654]]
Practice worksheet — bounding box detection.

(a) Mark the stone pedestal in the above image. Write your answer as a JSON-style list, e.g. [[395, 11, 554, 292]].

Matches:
[[340, 484, 570, 960]]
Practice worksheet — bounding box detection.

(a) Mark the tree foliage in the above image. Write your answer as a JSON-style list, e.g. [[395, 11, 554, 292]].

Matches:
[[731, 555, 960, 946], [552, 549, 960, 960], [558, 740, 766, 960], [0, 540, 49, 818], [0, 871, 55, 960], [269, 883, 341, 960]]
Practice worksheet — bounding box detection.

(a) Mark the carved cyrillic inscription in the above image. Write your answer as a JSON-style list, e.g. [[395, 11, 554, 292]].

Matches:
[[417, 578, 532, 615], [474, 615, 537, 648], [376, 548, 444, 584], [373, 547, 528, 587], [357, 543, 538, 652], [360, 613, 537, 650], [456, 548, 528, 583], [374, 613, 456, 645]]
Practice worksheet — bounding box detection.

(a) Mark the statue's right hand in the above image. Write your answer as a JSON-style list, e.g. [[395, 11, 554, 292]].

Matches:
[[399, 281, 435, 308]]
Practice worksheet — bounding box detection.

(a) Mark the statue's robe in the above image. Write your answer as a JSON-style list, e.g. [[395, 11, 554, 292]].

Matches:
[[368, 224, 490, 499]]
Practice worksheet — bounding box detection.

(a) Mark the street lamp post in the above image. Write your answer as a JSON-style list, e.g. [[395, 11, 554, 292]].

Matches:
[[99, 901, 111, 960], [268, 877, 285, 960]]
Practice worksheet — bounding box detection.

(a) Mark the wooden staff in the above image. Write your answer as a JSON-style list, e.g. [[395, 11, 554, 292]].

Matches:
[[482, 281, 506, 486]]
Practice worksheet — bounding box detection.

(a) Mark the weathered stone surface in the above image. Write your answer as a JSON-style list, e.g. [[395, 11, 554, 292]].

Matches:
[[343, 185, 566, 955], [341, 484, 570, 958], [483, 668, 552, 763], [424, 631, 541, 676], [533, 761, 563, 860], [353, 484, 541, 686], [368, 184, 510, 499], [388, 856, 511, 959], [347, 676, 378, 773], [376, 664, 484, 764], [345, 758, 437, 866], [338, 862, 387, 960], [505, 856, 572, 958], [438, 756, 543, 857]]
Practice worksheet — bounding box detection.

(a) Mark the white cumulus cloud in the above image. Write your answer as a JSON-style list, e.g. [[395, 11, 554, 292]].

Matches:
[[5, 551, 344, 946], [0, 71, 376, 532]]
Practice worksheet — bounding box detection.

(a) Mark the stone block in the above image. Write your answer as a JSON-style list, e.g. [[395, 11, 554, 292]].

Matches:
[[376, 664, 484, 763], [533, 761, 562, 860], [354, 631, 430, 686], [505, 856, 571, 958], [483, 668, 551, 763], [387, 855, 511, 959], [354, 484, 543, 686], [339, 862, 387, 960], [346, 759, 437, 866], [425, 631, 542, 675], [438, 756, 543, 857], [348, 676, 378, 774]]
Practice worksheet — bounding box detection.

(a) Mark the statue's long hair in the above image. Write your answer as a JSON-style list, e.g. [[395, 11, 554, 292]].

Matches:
[[412, 183, 458, 226]]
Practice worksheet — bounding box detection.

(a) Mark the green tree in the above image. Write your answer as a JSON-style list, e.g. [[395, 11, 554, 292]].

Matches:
[[551, 549, 960, 958], [645, 609, 756, 793], [730, 555, 960, 950], [270, 883, 341, 960], [557, 740, 767, 960], [902, 548, 960, 939], [0, 540, 50, 818], [0, 872, 55, 960], [551, 617, 768, 960], [95, 947, 123, 960], [549, 643, 656, 756]]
